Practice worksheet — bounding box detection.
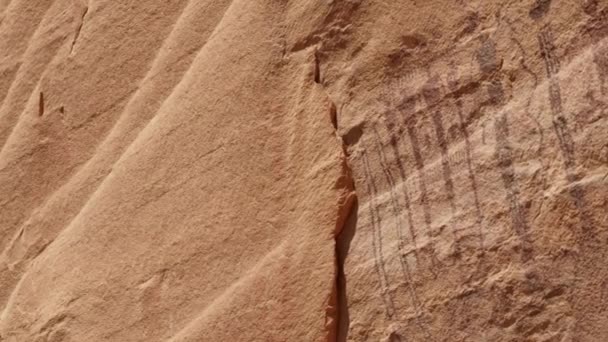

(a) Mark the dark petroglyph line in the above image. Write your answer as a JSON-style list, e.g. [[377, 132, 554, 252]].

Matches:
[[456, 104, 485, 250], [593, 42, 607, 117], [595, 48, 607, 95], [538, 31, 560, 77], [493, 114, 534, 260], [383, 124, 421, 261], [371, 126, 419, 264], [388, 86, 442, 276], [502, 19, 552, 230], [406, 122, 432, 228], [538, 31, 575, 170], [475, 38, 501, 75], [487, 79, 505, 105], [362, 151, 396, 318], [378, 104, 421, 261], [538, 29, 591, 230], [430, 111, 457, 214], [511, 36, 548, 189], [389, 137, 421, 259], [448, 70, 485, 250], [370, 129, 418, 270], [538, 28, 607, 336], [475, 36, 533, 259], [404, 119, 441, 275], [371, 127, 433, 338], [422, 76, 460, 249]]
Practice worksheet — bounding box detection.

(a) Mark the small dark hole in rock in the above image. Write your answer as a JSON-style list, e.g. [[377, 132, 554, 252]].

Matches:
[[38, 92, 44, 117], [342, 124, 363, 146]]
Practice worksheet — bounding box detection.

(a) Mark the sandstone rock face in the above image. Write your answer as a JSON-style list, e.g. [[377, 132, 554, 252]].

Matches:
[[0, 0, 606, 341]]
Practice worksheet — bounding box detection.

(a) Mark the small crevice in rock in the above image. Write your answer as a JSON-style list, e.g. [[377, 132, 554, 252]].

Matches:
[[38, 92, 44, 117], [71, 5, 89, 54], [335, 197, 358, 342]]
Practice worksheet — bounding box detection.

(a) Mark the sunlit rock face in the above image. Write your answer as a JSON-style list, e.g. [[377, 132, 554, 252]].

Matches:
[[0, 0, 606, 341]]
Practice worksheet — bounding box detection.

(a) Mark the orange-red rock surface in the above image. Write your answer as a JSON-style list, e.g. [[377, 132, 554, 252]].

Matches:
[[0, 0, 606, 341]]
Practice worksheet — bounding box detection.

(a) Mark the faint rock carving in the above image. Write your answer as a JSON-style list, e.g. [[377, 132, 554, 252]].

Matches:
[[371, 126, 433, 338], [362, 151, 396, 318], [476, 35, 533, 260], [447, 65, 485, 251], [538, 29, 590, 229]]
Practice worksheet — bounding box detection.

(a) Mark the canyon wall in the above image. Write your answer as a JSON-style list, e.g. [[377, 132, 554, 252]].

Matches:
[[0, 0, 606, 341]]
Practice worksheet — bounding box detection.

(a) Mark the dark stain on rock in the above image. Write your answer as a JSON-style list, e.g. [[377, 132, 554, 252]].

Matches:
[[389, 331, 404, 342], [583, 0, 598, 15], [342, 123, 363, 146], [455, 11, 480, 41], [476, 37, 500, 74], [488, 80, 506, 105], [38, 92, 44, 117], [422, 76, 442, 105], [387, 34, 427, 68], [400, 34, 426, 50], [529, 0, 552, 20]]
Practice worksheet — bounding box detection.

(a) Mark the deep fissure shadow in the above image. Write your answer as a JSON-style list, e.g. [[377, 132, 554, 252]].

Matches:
[[336, 198, 358, 342]]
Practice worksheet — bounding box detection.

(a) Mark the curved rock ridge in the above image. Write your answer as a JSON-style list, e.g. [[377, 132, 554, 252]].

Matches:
[[0, 0, 606, 341]]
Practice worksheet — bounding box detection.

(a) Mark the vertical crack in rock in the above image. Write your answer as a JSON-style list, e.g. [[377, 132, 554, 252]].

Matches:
[[300, 3, 361, 334], [315, 59, 356, 340], [326, 114, 356, 342], [71, 4, 89, 54], [328, 145, 356, 342], [335, 195, 357, 342], [314, 49, 322, 84], [38, 92, 44, 117]]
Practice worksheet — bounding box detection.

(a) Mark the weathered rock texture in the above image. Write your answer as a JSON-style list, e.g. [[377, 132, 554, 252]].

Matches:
[[0, 0, 607, 341]]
